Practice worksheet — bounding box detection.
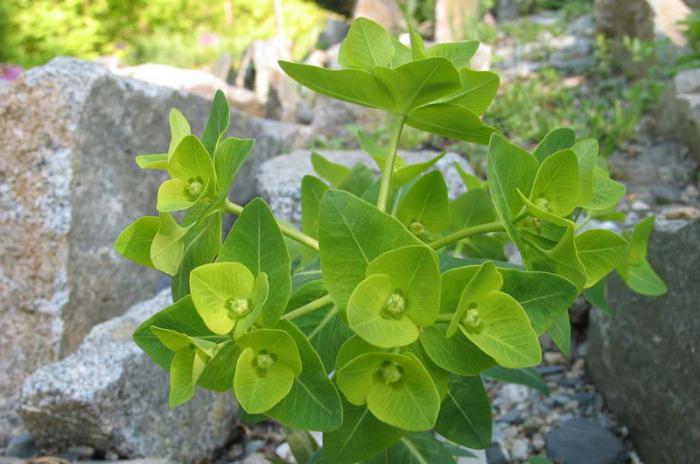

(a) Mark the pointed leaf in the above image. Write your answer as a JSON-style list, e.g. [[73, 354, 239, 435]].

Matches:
[[396, 171, 451, 233], [150, 213, 192, 276], [571, 138, 598, 206], [575, 229, 627, 288], [301, 175, 329, 239], [533, 128, 575, 163], [366, 433, 456, 464], [530, 149, 580, 217], [214, 137, 254, 194], [406, 103, 496, 144], [440, 69, 499, 115], [168, 108, 191, 158], [483, 366, 549, 395], [135, 153, 168, 170], [436, 375, 492, 449], [114, 216, 159, 268], [202, 90, 230, 155], [548, 312, 571, 355], [311, 152, 350, 187], [338, 17, 394, 71], [428, 41, 480, 68], [420, 323, 495, 376]]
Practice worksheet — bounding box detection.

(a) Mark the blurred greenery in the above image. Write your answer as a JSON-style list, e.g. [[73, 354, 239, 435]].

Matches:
[[0, 0, 329, 68]]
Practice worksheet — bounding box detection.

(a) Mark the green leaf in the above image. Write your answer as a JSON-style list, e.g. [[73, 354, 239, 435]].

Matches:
[[336, 335, 385, 372], [584, 278, 611, 315], [214, 137, 254, 194], [446, 262, 503, 337], [168, 108, 191, 158], [571, 138, 598, 206], [616, 216, 667, 296], [158, 135, 216, 212], [133, 295, 215, 370], [373, 58, 461, 114], [135, 153, 168, 170], [234, 328, 302, 413], [532, 128, 575, 163], [337, 17, 394, 71], [582, 165, 625, 211], [451, 189, 495, 229], [523, 227, 588, 290], [151, 213, 192, 276], [219, 198, 292, 325], [198, 341, 240, 391], [487, 134, 538, 250], [408, 26, 428, 60], [311, 152, 350, 187], [396, 171, 451, 233], [483, 366, 550, 395], [319, 190, 420, 311], [440, 68, 499, 115], [301, 175, 329, 239], [322, 398, 403, 464], [458, 291, 541, 368], [267, 320, 343, 432], [114, 216, 159, 268], [428, 40, 480, 68], [348, 274, 420, 348], [455, 162, 484, 190], [366, 432, 456, 464], [575, 229, 627, 288], [336, 352, 440, 431], [420, 323, 495, 376], [393, 153, 446, 187], [279, 61, 394, 110], [390, 38, 412, 67], [548, 312, 571, 355], [285, 428, 319, 464], [530, 149, 580, 217], [435, 375, 492, 449], [337, 163, 375, 197], [406, 103, 495, 144], [168, 348, 206, 407], [201, 89, 230, 156]]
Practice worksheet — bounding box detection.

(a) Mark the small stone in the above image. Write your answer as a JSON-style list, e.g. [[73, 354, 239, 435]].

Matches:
[[3, 433, 36, 458], [631, 200, 650, 211], [496, 409, 523, 425], [544, 352, 568, 365], [532, 433, 545, 451], [510, 438, 530, 461], [245, 440, 266, 456], [243, 453, 270, 464], [664, 206, 700, 220], [522, 417, 544, 434], [546, 418, 623, 464], [498, 384, 530, 409], [485, 443, 507, 464]]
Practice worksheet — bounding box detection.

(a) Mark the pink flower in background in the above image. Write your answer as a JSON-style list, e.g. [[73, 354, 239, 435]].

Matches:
[[0, 64, 22, 81], [199, 32, 220, 48]]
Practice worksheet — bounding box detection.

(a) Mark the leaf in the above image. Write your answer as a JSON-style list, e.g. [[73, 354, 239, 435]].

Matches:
[[319, 190, 420, 311], [523, 227, 587, 290], [214, 137, 254, 194], [198, 341, 240, 391], [219, 198, 292, 325], [455, 162, 484, 190], [336, 352, 440, 431], [169, 348, 203, 407], [234, 329, 302, 413], [135, 153, 168, 170], [279, 61, 394, 110], [171, 210, 221, 300], [439, 68, 499, 115], [311, 152, 350, 187], [301, 175, 329, 239], [390, 38, 412, 67], [267, 320, 343, 432], [337, 17, 394, 71], [451, 189, 495, 229], [322, 398, 403, 464], [393, 153, 446, 187], [530, 149, 580, 217], [189, 261, 256, 334], [582, 165, 625, 211], [337, 163, 375, 197], [366, 432, 456, 464], [458, 291, 541, 368], [168, 108, 191, 158], [584, 278, 611, 315], [616, 216, 667, 296], [532, 128, 576, 163], [201, 89, 230, 156], [114, 216, 159, 268], [158, 135, 216, 212], [406, 103, 495, 144], [285, 428, 319, 464], [373, 58, 461, 114], [548, 312, 571, 355], [420, 323, 495, 376], [396, 171, 451, 233], [150, 213, 192, 276], [571, 138, 598, 206], [487, 134, 538, 250], [575, 229, 627, 288], [435, 375, 492, 449], [446, 262, 503, 337], [408, 26, 428, 60], [133, 295, 215, 370], [483, 366, 550, 395], [428, 40, 480, 68]]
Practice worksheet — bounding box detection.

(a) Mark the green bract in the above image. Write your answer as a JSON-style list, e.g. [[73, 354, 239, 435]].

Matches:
[[115, 17, 667, 463]]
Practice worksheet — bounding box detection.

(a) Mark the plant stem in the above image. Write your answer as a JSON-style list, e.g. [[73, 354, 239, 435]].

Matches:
[[282, 294, 334, 320], [377, 114, 407, 212], [224, 199, 320, 252], [435, 314, 453, 322], [429, 221, 505, 250]]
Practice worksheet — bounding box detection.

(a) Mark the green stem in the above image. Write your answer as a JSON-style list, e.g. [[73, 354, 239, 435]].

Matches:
[[224, 199, 320, 252], [282, 294, 333, 320], [377, 115, 407, 212], [429, 221, 505, 250], [435, 314, 453, 322], [308, 306, 338, 340]]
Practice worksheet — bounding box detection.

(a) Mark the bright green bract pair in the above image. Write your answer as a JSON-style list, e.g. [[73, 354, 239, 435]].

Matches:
[[114, 17, 666, 464]]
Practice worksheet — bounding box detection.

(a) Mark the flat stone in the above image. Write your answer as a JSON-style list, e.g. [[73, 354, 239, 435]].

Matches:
[[0, 57, 307, 441], [255, 149, 472, 226], [19, 290, 236, 462], [587, 218, 700, 464], [546, 418, 623, 464]]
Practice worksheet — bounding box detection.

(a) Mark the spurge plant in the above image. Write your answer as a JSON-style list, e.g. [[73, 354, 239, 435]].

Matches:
[[115, 18, 666, 463]]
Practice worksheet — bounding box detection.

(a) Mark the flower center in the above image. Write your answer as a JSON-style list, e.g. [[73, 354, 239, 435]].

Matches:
[[226, 298, 250, 319], [186, 177, 205, 199], [381, 362, 403, 384], [255, 351, 275, 370], [383, 292, 406, 317], [409, 221, 425, 236], [534, 196, 550, 212], [462, 303, 482, 331]]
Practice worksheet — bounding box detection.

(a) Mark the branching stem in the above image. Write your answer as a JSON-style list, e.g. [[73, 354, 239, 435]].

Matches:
[[377, 115, 407, 212], [429, 221, 505, 250], [224, 199, 320, 252], [283, 294, 334, 320]]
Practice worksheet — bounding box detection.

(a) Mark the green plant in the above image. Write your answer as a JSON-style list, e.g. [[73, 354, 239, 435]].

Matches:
[[115, 17, 666, 462]]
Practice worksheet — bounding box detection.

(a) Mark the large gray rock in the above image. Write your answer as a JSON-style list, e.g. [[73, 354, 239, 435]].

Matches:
[[19, 290, 236, 462], [587, 218, 700, 464], [255, 149, 472, 225], [545, 418, 623, 464], [657, 68, 700, 162], [0, 57, 306, 442]]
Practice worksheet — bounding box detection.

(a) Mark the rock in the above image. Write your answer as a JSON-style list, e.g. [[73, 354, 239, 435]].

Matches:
[[546, 418, 623, 464], [649, 0, 691, 47], [19, 290, 236, 462], [255, 149, 473, 225], [657, 68, 700, 161], [116, 63, 266, 117], [3, 433, 37, 458], [309, 96, 384, 139], [587, 218, 700, 464], [316, 19, 349, 50], [594, 0, 654, 42], [435, 0, 479, 43], [353, 0, 402, 32], [485, 444, 508, 464], [242, 454, 270, 464], [509, 438, 529, 461], [0, 58, 305, 442], [496, 0, 520, 21]]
